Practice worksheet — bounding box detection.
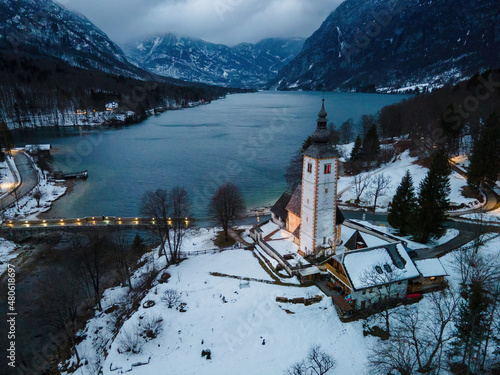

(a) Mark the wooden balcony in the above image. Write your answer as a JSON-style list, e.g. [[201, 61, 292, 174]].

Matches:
[[324, 263, 351, 289]]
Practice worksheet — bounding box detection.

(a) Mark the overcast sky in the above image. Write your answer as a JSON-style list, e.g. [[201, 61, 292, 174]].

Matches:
[[58, 0, 342, 46]]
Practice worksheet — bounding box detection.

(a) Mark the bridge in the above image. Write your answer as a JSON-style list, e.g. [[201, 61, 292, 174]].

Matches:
[[1, 216, 196, 234]]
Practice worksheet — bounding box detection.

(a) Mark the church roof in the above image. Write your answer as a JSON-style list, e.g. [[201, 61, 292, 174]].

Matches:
[[303, 99, 339, 159], [303, 143, 339, 159], [286, 185, 302, 217], [270, 191, 292, 221]]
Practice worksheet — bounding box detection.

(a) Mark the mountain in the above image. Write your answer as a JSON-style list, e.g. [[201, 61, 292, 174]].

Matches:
[[123, 34, 305, 88], [0, 0, 148, 78], [272, 0, 500, 92]]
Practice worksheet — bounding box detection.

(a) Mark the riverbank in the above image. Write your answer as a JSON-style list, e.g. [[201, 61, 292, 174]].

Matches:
[[6, 98, 218, 130], [2, 152, 67, 220]]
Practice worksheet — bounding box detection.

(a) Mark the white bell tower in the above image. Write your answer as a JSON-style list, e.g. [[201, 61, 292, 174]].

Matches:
[[299, 99, 340, 256]]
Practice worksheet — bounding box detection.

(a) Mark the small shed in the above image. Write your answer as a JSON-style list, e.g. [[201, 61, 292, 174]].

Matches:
[[408, 258, 448, 293], [25, 144, 51, 156], [297, 265, 323, 283]]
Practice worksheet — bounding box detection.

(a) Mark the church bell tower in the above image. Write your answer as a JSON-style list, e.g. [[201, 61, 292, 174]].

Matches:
[[299, 99, 340, 256]]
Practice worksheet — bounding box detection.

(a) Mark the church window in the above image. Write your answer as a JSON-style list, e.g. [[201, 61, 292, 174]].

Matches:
[[324, 164, 331, 174], [307, 163, 312, 173]]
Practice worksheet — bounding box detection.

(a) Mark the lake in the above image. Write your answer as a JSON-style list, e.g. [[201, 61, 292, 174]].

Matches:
[[13, 91, 409, 220]]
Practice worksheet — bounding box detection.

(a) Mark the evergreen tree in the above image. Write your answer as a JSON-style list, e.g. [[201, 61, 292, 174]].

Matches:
[[467, 113, 500, 187], [453, 281, 491, 369], [362, 124, 380, 161], [387, 170, 417, 235], [440, 104, 464, 156], [300, 135, 313, 153], [414, 149, 451, 243], [350, 135, 362, 161], [0, 122, 14, 153]]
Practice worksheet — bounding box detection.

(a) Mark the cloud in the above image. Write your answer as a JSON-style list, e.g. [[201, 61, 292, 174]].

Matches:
[[60, 0, 342, 46]]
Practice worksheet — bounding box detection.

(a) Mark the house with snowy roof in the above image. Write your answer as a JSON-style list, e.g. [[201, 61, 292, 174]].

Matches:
[[323, 241, 420, 314]]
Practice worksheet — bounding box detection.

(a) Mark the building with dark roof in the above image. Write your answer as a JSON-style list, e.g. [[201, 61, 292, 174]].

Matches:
[[270, 191, 291, 228]]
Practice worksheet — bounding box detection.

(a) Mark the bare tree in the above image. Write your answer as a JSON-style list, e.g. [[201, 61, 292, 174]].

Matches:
[[368, 333, 417, 375], [111, 230, 132, 290], [167, 186, 189, 264], [367, 173, 392, 212], [286, 345, 336, 375], [161, 289, 182, 309], [209, 182, 246, 240], [75, 231, 109, 311], [33, 189, 42, 207], [369, 288, 459, 374], [351, 173, 370, 206], [38, 270, 85, 366], [360, 264, 404, 336], [141, 189, 170, 259], [141, 187, 190, 264], [9, 186, 20, 210]]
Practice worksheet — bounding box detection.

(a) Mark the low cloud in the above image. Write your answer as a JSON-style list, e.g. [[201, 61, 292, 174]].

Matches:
[[60, 0, 341, 46]]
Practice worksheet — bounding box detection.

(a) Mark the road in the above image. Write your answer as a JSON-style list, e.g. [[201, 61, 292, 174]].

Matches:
[[0, 151, 39, 209], [342, 209, 500, 259]]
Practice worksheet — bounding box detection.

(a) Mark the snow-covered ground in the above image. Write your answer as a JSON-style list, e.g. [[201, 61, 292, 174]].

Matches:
[[62, 227, 376, 375], [0, 237, 19, 275], [338, 150, 481, 212], [59, 215, 498, 375], [460, 210, 500, 225]]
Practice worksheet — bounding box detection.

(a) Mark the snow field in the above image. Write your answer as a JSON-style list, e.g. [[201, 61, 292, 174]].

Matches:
[[337, 150, 481, 212], [66, 227, 374, 375]]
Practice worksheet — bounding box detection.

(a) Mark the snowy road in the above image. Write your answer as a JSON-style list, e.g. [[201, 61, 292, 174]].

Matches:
[[0, 151, 38, 209]]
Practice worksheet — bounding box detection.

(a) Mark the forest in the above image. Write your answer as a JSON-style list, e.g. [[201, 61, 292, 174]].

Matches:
[[0, 50, 246, 128]]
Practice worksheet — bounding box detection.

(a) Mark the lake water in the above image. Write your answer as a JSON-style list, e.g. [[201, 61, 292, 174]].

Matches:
[[14, 91, 409, 219]]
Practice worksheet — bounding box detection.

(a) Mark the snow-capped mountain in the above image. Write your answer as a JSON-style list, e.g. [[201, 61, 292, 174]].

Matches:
[[0, 0, 147, 78], [123, 34, 304, 88], [272, 0, 500, 92]]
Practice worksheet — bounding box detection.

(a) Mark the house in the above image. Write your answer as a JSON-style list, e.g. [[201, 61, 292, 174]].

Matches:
[[322, 242, 420, 315], [106, 102, 119, 111]]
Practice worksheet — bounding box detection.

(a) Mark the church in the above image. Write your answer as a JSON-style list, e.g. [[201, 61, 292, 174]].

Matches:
[[252, 99, 447, 316], [270, 99, 344, 257]]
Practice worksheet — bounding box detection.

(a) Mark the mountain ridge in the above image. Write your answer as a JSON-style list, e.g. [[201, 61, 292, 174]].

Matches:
[[123, 34, 305, 88], [271, 0, 500, 92]]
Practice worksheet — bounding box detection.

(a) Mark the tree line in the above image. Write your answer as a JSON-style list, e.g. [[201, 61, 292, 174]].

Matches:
[[0, 50, 244, 128]]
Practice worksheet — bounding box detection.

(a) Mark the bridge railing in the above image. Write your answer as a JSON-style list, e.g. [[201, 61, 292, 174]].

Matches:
[[2, 216, 197, 229]]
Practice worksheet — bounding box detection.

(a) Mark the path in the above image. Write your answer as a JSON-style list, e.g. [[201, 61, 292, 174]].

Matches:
[[228, 227, 252, 247], [0, 151, 39, 209]]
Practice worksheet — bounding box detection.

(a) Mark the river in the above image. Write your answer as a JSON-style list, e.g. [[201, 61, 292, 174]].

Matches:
[[13, 91, 409, 220]]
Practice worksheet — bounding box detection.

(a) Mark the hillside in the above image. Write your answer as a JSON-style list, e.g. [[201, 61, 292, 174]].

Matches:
[[124, 34, 304, 88], [0, 0, 152, 78], [272, 0, 500, 92]]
